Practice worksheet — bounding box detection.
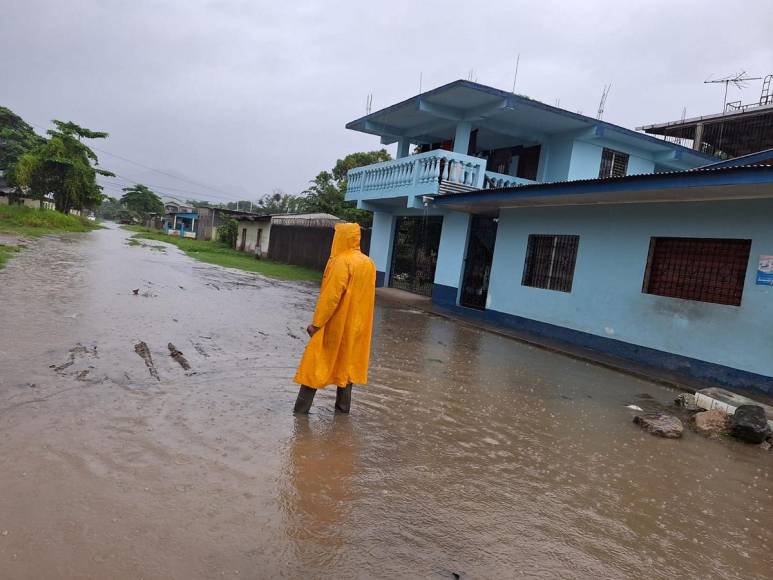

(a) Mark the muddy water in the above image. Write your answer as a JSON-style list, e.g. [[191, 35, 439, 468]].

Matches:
[[0, 225, 770, 579]]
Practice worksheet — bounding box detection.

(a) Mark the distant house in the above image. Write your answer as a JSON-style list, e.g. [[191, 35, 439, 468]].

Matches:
[[162, 201, 198, 238], [195, 207, 266, 243], [0, 172, 55, 209], [232, 213, 273, 256]]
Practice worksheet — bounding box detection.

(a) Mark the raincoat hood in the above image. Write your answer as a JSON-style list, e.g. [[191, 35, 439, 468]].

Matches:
[[330, 223, 361, 258]]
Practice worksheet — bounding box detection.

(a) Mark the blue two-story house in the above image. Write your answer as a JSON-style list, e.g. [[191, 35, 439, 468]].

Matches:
[[345, 80, 773, 394]]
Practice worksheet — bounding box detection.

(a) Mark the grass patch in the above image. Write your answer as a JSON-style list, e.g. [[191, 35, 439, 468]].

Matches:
[[124, 226, 321, 282], [0, 244, 22, 270], [0, 205, 100, 237]]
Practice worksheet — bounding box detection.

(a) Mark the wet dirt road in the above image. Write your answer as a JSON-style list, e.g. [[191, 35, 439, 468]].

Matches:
[[0, 225, 770, 579]]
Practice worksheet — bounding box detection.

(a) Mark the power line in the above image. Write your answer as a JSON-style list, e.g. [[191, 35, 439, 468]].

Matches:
[[27, 120, 248, 201]]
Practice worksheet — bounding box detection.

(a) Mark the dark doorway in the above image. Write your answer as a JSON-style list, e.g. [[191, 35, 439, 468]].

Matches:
[[240, 228, 247, 251], [460, 215, 498, 309], [389, 216, 443, 297]]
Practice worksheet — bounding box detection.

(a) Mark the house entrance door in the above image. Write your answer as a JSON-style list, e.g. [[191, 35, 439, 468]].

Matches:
[[240, 228, 247, 251], [389, 216, 443, 297], [459, 215, 498, 310]]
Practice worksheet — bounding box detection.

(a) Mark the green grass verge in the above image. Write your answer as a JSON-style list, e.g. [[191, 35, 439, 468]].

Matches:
[[0, 244, 23, 270], [0, 205, 100, 237], [124, 226, 322, 282]]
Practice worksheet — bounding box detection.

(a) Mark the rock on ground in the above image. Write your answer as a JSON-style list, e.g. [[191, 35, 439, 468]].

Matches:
[[634, 413, 684, 438], [730, 405, 771, 444], [692, 409, 730, 438]]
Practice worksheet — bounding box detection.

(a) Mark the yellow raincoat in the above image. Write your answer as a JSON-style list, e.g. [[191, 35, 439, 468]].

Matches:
[[294, 223, 376, 389]]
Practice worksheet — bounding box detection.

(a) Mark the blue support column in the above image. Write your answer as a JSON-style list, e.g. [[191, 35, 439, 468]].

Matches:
[[432, 211, 470, 306], [453, 121, 472, 154], [370, 211, 395, 286], [396, 137, 411, 159]]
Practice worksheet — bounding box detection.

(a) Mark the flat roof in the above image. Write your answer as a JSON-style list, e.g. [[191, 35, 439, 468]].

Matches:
[[638, 103, 773, 133], [430, 164, 773, 213], [347, 80, 716, 165]]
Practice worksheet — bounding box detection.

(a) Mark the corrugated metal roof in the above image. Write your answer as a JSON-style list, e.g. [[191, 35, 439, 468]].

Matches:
[[430, 163, 773, 210]]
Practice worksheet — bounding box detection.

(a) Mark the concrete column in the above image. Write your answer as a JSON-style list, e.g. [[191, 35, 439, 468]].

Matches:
[[433, 211, 470, 302], [370, 211, 395, 286], [396, 137, 411, 159], [693, 123, 704, 151], [453, 121, 472, 154]]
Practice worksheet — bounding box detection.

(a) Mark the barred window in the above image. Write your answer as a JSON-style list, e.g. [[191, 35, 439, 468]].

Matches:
[[642, 237, 751, 306], [599, 148, 629, 178], [522, 235, 580, 293]]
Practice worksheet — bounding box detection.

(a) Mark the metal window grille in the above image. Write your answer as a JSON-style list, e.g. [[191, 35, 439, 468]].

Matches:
[[642, 237, 751, 306], [522, 234, 580, 293], [598, 148, 629, 179]]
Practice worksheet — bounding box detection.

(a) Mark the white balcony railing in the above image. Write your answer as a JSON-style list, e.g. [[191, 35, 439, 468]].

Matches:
[[482, 171, 536, 189], [346, 150, 486, 199]]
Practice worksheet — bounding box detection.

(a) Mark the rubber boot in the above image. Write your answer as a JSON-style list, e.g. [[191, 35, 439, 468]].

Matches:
[[335, 383, 352, 414], [293, 385, 317, 414]]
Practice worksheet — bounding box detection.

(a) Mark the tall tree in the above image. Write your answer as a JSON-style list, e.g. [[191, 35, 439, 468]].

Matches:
[[13, 120, 114, 212], [0, 106, 45, 189], [120, 184, 164, 218], [254, 189, 302, 214], [301, 149, 391, 226]]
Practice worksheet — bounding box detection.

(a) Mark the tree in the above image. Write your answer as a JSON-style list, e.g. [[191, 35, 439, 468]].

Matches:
[[13, 120, 114, 213], [120, 184, 163, 218], [226, 200, 254, 211], [0, 107, 45, 190], [300, 149, 391, 226], [254, 189, 302, 214]]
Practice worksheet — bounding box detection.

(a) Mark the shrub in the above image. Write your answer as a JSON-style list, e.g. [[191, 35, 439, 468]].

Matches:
[[216, 218, 239, 248]]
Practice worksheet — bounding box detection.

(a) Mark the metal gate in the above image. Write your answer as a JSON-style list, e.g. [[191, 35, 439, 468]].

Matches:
[[389, 216, 443, 297], [460, 215, 498, 309]]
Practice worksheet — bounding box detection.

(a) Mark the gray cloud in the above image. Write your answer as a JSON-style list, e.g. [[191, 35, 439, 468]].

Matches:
[[1, 0, 771, 203]]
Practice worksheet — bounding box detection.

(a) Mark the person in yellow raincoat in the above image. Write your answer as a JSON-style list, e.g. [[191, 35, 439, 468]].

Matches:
[[293, 222, 376, 414]]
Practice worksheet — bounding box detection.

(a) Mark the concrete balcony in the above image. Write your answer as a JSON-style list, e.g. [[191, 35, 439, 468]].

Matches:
[[346, 150, 487, 208], [482, 171, 536, 189], [346, 151, 537, 209]]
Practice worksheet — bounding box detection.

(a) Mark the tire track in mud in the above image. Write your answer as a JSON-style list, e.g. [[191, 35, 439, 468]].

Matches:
[[134, 341, 159, 380], [168, 343, 191, 370]]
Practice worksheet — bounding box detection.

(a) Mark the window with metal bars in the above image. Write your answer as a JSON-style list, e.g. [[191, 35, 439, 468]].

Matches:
[[598, 148, 629, 179], [642, 237, 751, 306], [522, 235, 580, 293]]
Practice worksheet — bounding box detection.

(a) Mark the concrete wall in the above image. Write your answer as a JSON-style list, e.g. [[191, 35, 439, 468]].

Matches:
[[486, 198, 773, 379], [370, 211, 394, 280], [235, 220, 271, 256], [434, 211, 469, 289], [566, 139, 656, 181]]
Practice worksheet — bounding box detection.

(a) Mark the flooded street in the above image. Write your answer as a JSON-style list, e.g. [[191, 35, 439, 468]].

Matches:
[[0, 225, 770, 579]]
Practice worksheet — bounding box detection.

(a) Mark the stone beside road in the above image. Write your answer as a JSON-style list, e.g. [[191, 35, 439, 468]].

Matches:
[[730, 405, 771, 444], [634, 413, 684, 438], [692, 409, 731, 438]]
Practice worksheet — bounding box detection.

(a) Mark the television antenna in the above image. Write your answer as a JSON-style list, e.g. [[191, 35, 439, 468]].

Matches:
[[704, 71, 761, 111], [596, 83, 612, 120], [511, 53, 520, 93]]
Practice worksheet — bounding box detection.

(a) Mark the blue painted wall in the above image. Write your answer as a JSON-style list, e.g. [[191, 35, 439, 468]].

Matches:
[[434, 211, 470, 289], [486, 198, 773, 378], [370, 211, 394, 275]]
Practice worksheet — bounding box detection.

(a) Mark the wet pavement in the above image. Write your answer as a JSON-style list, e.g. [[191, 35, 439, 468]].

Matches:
[[0, 224, 770, 579]]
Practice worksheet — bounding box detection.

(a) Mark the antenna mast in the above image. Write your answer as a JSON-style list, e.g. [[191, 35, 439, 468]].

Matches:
[[704, 71, 762, 111], [596, 83, 612, 120], [511, 53, 520, 93]]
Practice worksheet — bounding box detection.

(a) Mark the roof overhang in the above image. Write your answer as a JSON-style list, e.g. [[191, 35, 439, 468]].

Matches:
[[430, 166, 773, 213], [346, 80, 716, 165]]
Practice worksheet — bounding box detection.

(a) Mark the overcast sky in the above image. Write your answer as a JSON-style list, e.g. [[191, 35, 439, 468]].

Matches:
[[2, 0, 771, 203]]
